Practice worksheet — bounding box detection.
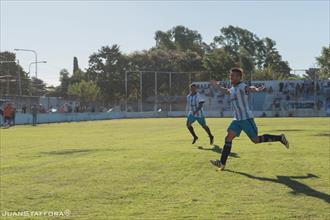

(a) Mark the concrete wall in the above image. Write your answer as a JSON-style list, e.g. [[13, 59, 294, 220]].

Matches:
[[14, 112, 112, 125], [7, 112, 171, 125], [4, 109, 327, 126]]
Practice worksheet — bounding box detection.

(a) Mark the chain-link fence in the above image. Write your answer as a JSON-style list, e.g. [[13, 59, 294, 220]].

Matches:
[[123, 71, 330, 116], [124, 71, 210, 112], [1, 72, 330, 117]]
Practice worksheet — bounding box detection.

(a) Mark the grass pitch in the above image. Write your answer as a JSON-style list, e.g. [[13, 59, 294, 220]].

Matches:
[[1, 118, 329, 219]]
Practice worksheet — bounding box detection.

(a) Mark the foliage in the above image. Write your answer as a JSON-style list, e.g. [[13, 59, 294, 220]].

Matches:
[[68, 80, 100, 103]]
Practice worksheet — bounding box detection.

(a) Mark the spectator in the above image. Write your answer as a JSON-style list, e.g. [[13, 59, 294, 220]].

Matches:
[[316, 82, 320, 95], [12, 106, 16, 126], [39, 104, 46, 113], [59, 106, 65, 113], [295, 83, 300, 95], [3, 103, 13, 126], [316, 100, 323, 110], [0, 107, 3, 124], [279, 82, 284, 92], [268, 86, 273, 94], [22, 104, 27, 113], [64, 103, 68, 113], [31, 104, 38, 126]]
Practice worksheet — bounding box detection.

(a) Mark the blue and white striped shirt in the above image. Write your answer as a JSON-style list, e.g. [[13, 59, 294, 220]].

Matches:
[[229, 82, 253, 120], [187, 93, 205, 117]]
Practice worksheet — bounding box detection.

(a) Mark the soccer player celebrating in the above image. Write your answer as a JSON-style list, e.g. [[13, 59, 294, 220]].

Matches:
[[210, 67, 289, 171], [186, 83, 214, 145]]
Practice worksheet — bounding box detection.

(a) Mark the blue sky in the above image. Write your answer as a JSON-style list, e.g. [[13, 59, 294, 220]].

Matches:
[[1, 0, 329, 85]]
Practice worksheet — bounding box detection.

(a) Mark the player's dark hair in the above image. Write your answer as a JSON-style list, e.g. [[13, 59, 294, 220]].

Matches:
[[190, 83, 197, 87], [230, 67, 243, 78]]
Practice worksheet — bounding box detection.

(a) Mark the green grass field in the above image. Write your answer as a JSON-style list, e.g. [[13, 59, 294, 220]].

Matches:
[[1, 118, 329, 219]]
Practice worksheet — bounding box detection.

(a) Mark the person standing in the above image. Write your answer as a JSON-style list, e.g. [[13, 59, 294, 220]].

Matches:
[[22, 104, 27, 114], [31, 104, 38, 126], [3, 103, 13, 126], [0, 107, 3, 126], [12, 106, 16, 126]]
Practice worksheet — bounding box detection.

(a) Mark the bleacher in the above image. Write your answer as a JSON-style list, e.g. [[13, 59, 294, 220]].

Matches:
[[194, 80, 330, 116]]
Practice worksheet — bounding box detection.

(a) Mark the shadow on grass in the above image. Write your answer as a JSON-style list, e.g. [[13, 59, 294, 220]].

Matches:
[[271, 129, 305, 132], [40, 148, 120, 156], [197, 145, 240, 158], [314, 133, 330, 137], [226, 170, 330, 204]]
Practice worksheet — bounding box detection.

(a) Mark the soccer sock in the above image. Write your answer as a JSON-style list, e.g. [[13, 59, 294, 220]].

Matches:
[[220, 141, 232, 165], [187, 125, 197, 138], [258, 134, 282, 143], [203, 126, 213, 137]]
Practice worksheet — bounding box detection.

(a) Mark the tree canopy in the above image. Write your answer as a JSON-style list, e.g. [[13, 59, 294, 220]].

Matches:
[[1, 25, 327, 104]]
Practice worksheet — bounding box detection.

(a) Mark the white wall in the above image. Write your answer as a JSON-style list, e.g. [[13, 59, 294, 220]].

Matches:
[[6, 110, 327, 126]]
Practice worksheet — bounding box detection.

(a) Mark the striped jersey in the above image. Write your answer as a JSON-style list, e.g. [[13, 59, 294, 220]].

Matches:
[[187, 92, 205, 117], [229, 82, 253, 120]]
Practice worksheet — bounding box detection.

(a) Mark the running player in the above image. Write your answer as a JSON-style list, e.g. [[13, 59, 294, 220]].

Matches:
[[210, 67, 289, 171], [186, 83, 214, 145]]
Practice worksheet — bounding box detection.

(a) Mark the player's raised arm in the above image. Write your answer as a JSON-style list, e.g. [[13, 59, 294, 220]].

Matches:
[[210, 80, 230, 95], [246, 85, 265, 93]]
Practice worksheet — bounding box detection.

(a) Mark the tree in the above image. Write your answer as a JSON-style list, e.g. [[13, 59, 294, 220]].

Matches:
[[73, 57, 79, 75], [261, 37, 291, 78], [52, 67, 86, 98], [30, 77, 47, 96], [155, 30, 175, 50], [68, 80, 100, 104], [212, 26, 291, 78], [213, 25, 261, 57], [71, 56, 87, 83], [316, 46, 330, 79], [58, 69, 71, 97], [252, 67, 276, 80], [127, 48, 206, 99], [46, 85, 62, 97], [303, 68, 319, 80], [155, 25, 207, 55], [86, 44, 128, 103], [51, 25, 298, 104], [0, 51, 30, 95], [203, 48, 235, 80]]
